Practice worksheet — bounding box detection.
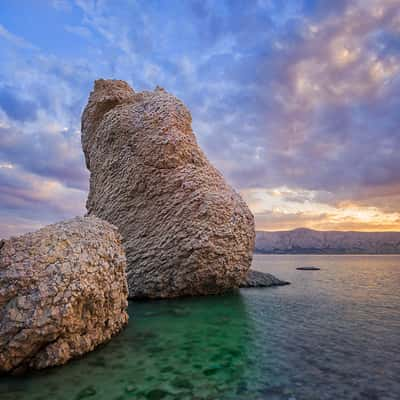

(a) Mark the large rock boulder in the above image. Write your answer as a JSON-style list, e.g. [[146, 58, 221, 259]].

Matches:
[[82, 79, 255, 298], [0, 216, 128, 373]]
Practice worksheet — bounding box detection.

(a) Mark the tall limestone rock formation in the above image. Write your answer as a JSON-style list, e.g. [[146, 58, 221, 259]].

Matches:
[[82, 79, 255, 298], [0, 216, 128, 373]]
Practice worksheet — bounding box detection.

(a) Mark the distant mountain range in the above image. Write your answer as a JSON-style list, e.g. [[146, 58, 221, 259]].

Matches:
[[255, 228, 400, 254]]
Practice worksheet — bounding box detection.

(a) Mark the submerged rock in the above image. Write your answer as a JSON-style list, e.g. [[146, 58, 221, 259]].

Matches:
[[239, 270, 290, 288], [296, 266, 320, 271], [0, 216, 128, 373], [81, 79, 255, 298]]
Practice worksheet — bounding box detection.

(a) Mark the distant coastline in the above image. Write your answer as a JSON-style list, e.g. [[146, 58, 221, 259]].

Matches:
[[255, 228, 400, 255], [254, 250, 400, 255]]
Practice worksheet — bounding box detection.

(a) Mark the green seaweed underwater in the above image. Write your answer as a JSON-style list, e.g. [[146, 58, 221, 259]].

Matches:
[[0, 292, 267, 400]]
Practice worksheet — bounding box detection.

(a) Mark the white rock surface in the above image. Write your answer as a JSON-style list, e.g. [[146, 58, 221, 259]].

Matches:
[[0, 216, 128, 373]]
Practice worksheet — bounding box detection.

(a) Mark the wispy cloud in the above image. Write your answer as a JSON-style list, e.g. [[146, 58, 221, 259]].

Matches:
[[64, 25, 92, 39], [0, 0, 399, 237], [0, 23, 38, 50]]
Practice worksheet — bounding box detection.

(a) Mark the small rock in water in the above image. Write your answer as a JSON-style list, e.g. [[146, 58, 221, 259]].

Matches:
[[75, 386, 96, 399], [145, 389, 172, 400], [203, 365, 222, 376], [125, 385, 136, 393], [172, 377, 194, 390], [236, 381, 248, 394], [170, 308, 190, 317], [296, 266, 320, 270], [240, 269, 290, 287]]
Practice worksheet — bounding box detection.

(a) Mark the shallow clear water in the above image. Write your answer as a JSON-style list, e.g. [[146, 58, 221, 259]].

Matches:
[[1, 255, 400, 400]]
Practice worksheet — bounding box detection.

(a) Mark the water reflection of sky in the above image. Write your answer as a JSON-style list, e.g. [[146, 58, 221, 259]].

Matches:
[[247, 255, 400, 400]]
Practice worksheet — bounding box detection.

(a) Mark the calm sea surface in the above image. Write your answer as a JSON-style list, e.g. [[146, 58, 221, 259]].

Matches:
[[1, 255, 399, 400]]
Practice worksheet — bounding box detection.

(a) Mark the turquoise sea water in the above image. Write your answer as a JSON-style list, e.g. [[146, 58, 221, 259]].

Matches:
[[1, 255, 399, 400]]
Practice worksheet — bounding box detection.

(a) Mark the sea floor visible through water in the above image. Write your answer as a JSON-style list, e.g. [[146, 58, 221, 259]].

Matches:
[[1, 255, 399, 400]]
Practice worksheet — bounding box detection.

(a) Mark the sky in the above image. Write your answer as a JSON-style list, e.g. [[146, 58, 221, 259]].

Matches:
[[0, 0, 400, 238]]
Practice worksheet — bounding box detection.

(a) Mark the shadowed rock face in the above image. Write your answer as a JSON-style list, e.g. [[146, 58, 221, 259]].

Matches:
[[0, 216, 128, 373], [239, 270, 290, 288], [82, 79, 255, 299]]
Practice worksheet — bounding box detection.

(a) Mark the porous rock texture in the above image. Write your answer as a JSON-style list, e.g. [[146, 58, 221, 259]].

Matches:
[[82, 79, 255, 298], [239, 270, 290, 288], [0, 216, 128, 373]]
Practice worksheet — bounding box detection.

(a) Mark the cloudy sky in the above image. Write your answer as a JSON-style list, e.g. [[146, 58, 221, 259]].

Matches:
[[0, 0, 400, 238]]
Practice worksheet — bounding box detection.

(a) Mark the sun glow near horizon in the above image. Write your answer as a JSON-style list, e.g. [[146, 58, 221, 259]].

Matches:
[[0, 0, 399, 238], [241, 187, 400, 232]]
